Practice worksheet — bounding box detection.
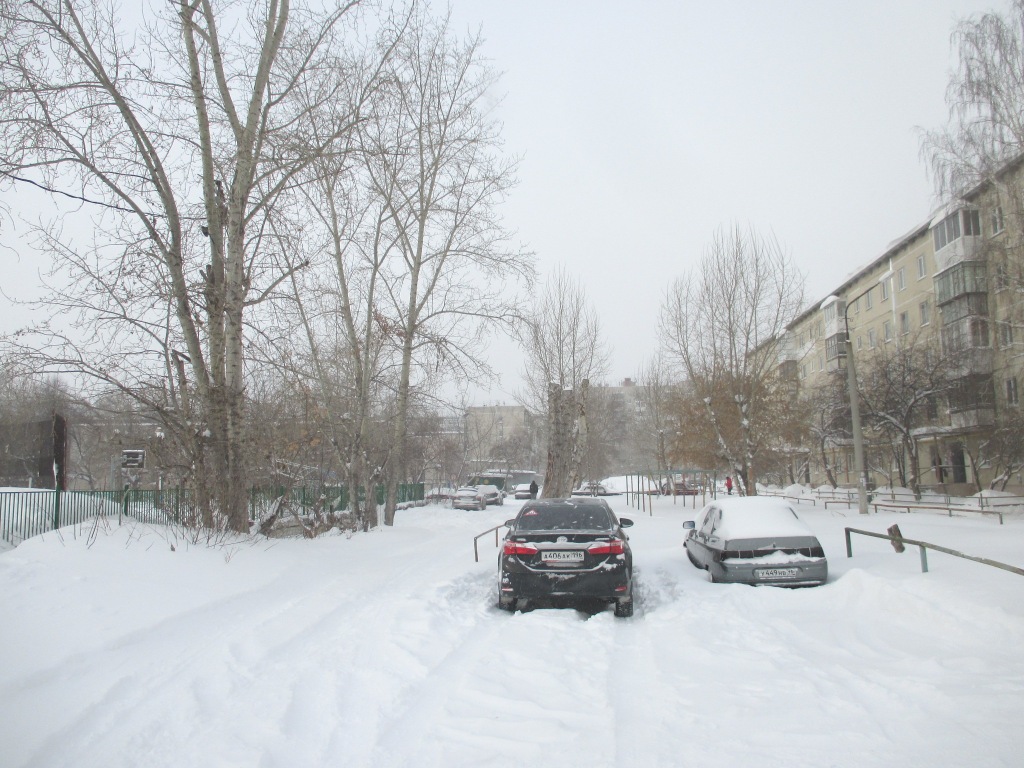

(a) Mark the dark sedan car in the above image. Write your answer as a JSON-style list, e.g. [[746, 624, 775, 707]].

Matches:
[[497, 498, 635, 616], [683, 497, 828, 587]]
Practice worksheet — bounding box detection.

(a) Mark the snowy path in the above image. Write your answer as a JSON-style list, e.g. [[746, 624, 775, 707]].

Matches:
[[2, 498, 1023, 767]]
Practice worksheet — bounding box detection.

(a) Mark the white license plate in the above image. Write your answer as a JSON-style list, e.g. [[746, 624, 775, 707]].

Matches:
[[755, 568, 799, 579], [542, 550, 584, 562]]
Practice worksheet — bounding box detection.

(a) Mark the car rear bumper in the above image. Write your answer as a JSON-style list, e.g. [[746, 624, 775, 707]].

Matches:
[[712, 560, 828, 587], [500, 565, 631, 600]]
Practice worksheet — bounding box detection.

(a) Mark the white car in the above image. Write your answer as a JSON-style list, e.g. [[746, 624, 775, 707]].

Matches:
[[513, 483, 534, 500], [452, 487, 486, 510], [476, 484, 505, 505], [683, 497, 828, 587]]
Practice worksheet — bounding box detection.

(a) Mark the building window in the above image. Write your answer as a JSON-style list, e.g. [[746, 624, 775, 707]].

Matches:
[[897, 267, 906, 291], [964, 208, 982, 235], [998, 320, 1014, 348], [1007, 377, 1019, 406], [991, 206, 1005, 235], [899, 311, 910, 335], [800, 364, 807, 379], [932, 209, 981, 250], [971, 317, 990, 347], [948, 374, 995, 413], [941, 293, 989, 324], [883, 320, 892, 342], [868, 329, 877, 348], [866, 288, 873, 310], [933, 211, 961, 250], [825, 332, 847, 361], [919, 300, 931, 326], [935, 261, 988, 305], [853, 298, 860, 314], [881, 279, 889, 301], [823, 303, 837, 323], [917, 254, 927, 279], [995, 262, 1010, 291], [856, 335, 863, 350]]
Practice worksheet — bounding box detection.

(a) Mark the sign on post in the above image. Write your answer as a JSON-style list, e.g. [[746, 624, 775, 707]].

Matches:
[[121, 449, 146, 469]]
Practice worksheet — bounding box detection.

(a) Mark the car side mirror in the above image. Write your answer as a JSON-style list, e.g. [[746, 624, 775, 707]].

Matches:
[[618, 517, 634, 528], [682, 520, 695, 529], [504, 519, 516, 528]]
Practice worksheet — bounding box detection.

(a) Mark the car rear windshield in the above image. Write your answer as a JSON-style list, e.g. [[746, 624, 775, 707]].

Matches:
[[515, 503, 613, 531]]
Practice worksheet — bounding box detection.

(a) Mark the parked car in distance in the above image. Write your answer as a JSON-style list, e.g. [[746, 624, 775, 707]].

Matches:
[[497, 498, 635, 616], [683, 497, 828, 587], [452, 486, 487, 511], [476, 484, 505, 505], [425, 485, 458, 502], [571, 480, 611, 496], [513, 483, 534, 500], [661, 480, 699, 495]]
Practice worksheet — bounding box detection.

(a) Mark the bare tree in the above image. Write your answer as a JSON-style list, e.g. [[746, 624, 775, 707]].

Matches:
[[516, 269, 609, 498], [803, 371, 852, 488], [355, 8, 534, 524], [923, 1, 1024, 202], [631, 355, 676, 478], [857, 334, 954, 496], [660, 225, 805, 495], [0, 0, 380, 531], [964, 407, 1024, 491]]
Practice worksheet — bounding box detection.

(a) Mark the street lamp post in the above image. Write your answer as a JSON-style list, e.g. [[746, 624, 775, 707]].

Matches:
[[844, 310, 869, 515], [837, 270, 892, 515]]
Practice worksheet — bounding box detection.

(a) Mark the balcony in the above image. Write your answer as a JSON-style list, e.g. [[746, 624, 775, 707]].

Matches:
[[950, 407, 996, 430], [932, 208, 984, 272]]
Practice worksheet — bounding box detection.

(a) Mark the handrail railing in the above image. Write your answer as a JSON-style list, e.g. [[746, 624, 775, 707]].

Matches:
[[869, 501, 1005, 524], [473, 523, 509, 562], [844, 526, 1024, 576]]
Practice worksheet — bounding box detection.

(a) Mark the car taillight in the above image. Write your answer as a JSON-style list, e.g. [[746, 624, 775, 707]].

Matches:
[[503, 541, 538, 556], [588, 539, 625, 555]]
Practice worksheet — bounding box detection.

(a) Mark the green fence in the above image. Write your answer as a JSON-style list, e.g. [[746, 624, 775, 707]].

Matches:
[[0, 483, 425, 547]]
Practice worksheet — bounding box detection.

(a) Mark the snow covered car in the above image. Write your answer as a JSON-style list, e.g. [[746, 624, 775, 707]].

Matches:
[[571, 480, 611, 496], [452, 487, 487, 511], [476, 484, 504, 505], [661, 475, 699, 495], [513, 483, 534, 500], [497, 498, 635, 616], [683, 497, 827, 587], [425, 486, 457, 502]]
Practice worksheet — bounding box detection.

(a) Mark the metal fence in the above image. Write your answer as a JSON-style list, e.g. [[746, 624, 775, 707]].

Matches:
[[0, 483, 425, 547]]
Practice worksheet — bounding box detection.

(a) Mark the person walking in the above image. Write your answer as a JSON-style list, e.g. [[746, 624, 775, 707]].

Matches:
[[725, 476, 733, 495], [529, 480, 538, 499]]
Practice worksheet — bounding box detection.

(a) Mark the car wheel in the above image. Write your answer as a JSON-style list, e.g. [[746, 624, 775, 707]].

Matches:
[[686, 548, 702, 569], [708, 566, 719, 583], [614, 597, 634, 618], [497, 595, 516, 611]]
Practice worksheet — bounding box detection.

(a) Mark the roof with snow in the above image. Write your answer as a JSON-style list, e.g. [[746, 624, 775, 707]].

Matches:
[[705, 497, 817, 540]]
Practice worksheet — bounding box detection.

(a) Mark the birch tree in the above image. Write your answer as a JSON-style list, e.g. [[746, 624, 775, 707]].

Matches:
[[660, 225, 805, 495]]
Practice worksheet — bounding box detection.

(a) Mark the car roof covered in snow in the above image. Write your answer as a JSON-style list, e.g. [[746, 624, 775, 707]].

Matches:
[[703, 497, 815, 540]]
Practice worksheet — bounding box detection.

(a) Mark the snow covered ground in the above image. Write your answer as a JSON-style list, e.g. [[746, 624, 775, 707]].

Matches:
[[2, 492, 1023, 768]]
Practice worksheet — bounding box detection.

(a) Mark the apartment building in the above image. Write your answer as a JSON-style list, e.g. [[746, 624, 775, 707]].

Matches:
[[781, 162, 1024, 492]]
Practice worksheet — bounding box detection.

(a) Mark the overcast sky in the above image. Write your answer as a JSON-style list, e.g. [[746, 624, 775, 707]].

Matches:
[[442, 0, 1001, 403], [0, 0, 1004, 406]]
